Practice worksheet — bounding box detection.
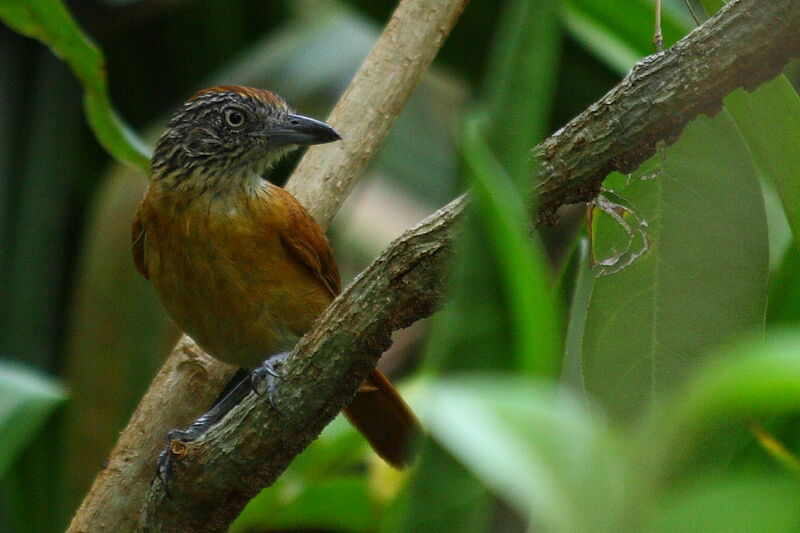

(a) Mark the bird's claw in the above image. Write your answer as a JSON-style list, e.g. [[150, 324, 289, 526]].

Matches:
[[250, 351, 290, 414], [156, 430, 195, 498], [154, 353, 291, 494]]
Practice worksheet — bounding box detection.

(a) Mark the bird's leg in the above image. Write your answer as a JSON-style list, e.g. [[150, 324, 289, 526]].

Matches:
[[156, 371, 254, 491], [156, 353, 291, 491], [250, 351, 291, 414]]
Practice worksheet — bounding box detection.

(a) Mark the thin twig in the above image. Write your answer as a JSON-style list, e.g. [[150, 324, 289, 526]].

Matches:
[[653, 0, 664, 52]]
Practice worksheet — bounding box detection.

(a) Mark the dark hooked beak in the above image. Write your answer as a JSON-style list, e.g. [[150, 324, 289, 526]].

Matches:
[[266, 114, 341, 146]]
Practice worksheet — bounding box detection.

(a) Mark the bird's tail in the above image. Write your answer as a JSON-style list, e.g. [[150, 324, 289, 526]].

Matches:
[[343, 369, 420, 468]]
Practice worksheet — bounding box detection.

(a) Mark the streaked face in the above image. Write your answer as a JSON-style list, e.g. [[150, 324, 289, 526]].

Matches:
[[152, 86, 339, 180]]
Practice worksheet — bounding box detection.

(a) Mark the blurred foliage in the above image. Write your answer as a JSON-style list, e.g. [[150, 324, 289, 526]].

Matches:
[[1, 0, 799, 532], [0, 362, 64, 479], [0, 0, 149, 169]]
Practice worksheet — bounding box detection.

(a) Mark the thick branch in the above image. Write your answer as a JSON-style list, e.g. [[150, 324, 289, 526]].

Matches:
[[139, 197, 466, 531], [66, 0, 468, 532], [535, 0, 800, 223]]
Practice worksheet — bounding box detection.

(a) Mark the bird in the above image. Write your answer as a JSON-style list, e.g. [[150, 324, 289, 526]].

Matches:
[[132, 86, 419, 478]]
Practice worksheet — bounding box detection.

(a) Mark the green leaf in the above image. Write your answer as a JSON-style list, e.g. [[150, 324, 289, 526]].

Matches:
[[723, 78, 800, 253], [232, 416, 371, 531], [408, 4, 566, 525], [462, 116, 561, 376], [582, 111, 769, 421], [0, 58, 95, 370], [482, 0, 562, 186], [421, 0, 563, 374], [421, 212, 518, 373], [635, 329, 800, 483], [382, 441, 492, 533], [564, 0, 692, 74], [768, 244, 800, 324], [651, 472, 800, 533], [426, 377, 630, 533], [698, 0, 726, 16], [663, 331, 800, 438], [0, 360, 64, 478], [233, 477, 375, 532], [0, 0, 150, 169]]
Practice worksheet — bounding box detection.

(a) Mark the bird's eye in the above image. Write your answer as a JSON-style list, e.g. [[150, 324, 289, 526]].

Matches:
[[224, 108, 246, 128]]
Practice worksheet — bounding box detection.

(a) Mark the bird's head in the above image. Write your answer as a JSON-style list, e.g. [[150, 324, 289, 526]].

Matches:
[[151, 86, 340, 187]]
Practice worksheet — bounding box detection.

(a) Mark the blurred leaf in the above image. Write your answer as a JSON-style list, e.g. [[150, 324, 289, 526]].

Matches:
[[0, 31, 25, 282], [698, 0, 725, 16], [723, 78, 800, 252], [421, 211, 516, 374], [422, 0, 563, 375], [651, 472, 800, 533], [762, 182, 793, 273], [582, 112, 769, 421], [232, 416, 372, 531], [0, 0, 150, 168], [426, 377, 631, 533], [3, 417, 68, 533], [406, 2, 565, 528], [559, 237, 592, 391], [0, 56, 90, 370], [768, 244, 800, 325], [749, 423, 800, 475], [0, 360, 64, 478], [630, 330, 800, 489], [233, 477, 375, 532], [462, 116, 561, 376], [662, 332, 800, 439], [0, 60, 105, 529], [382, 441, 492, 533], [564, 0, 691, 74], [483, 0, 562, 186]]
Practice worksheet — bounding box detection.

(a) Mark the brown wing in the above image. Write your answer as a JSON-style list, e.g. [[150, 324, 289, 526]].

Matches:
[[276, 188, 341, 297], [273, 187, 419, 468], [132, 207, 149, 279]]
